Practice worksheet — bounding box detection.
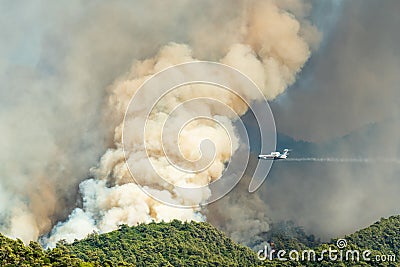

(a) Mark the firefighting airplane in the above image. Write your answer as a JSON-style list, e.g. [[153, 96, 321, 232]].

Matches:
[[258, 149, 291, 160]]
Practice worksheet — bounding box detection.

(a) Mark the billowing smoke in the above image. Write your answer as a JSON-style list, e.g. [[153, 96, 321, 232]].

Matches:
[[38, 0, 319, 247], [0, 0, 245, 245], [1, 0, 230, 243]]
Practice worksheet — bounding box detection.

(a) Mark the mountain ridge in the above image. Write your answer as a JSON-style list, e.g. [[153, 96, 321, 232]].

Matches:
[[1, 216, 399, 266]]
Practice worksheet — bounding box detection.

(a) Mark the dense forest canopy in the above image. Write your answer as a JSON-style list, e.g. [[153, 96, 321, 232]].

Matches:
[[1, 216, 399, 266]]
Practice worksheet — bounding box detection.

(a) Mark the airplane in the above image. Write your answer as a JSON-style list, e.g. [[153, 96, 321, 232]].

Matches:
[[258, 149, 291, 160]]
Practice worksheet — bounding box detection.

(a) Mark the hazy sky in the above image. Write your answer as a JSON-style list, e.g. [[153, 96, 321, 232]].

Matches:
[[265, 0, 400, 239]]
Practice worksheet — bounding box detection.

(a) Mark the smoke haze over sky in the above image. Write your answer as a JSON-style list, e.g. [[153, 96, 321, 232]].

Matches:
[[266, 0, 400, 240]]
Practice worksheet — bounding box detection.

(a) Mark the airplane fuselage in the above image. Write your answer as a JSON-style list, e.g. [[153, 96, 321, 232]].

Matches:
[[258, 149, 290, 160], [258, 155, 287, 160]]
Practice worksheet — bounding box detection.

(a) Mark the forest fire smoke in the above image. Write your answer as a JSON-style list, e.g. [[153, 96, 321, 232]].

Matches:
[[0, 0, 319, 246], [45, 0, 318, 247]]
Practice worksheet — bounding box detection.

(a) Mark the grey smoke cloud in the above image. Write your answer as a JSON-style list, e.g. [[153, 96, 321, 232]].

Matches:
[[45, 0, 319, 246], [0, 0, 245, 242], [273, 0, 400, 142], [1, 0, 320, 244]]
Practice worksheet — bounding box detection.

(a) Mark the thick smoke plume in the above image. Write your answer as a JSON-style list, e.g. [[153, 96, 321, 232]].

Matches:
[[40, 0, 319, 247], [1, 0, 224, 243], [1, 0, 251, 243]]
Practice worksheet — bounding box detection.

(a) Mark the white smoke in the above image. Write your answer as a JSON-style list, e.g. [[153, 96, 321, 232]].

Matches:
[[45, 0, 319, 247], [0, 0, 224, 243], [0, 0, 319, 246]]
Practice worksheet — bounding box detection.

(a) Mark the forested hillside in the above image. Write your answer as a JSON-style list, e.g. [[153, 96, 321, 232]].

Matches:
[[1, 217, 400, 266], [346, 216, 400, 257], [63, 220, 258, 266]]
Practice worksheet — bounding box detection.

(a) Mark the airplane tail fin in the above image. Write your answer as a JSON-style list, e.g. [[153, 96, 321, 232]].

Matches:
[[283, 149, 291, 155]]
